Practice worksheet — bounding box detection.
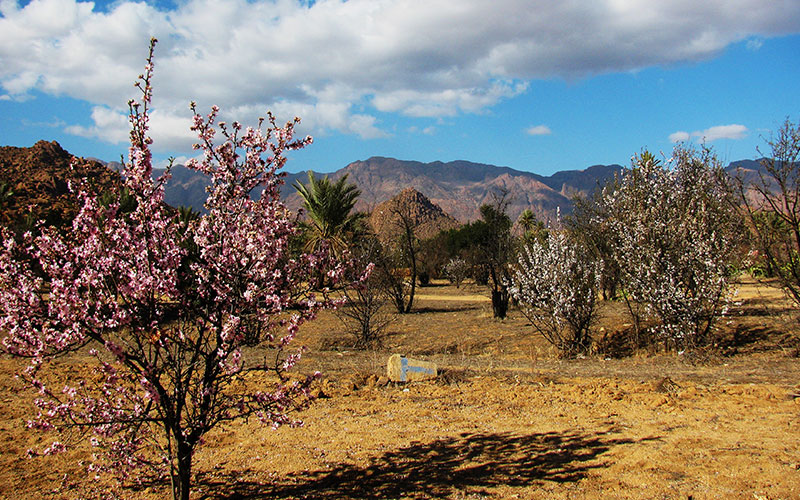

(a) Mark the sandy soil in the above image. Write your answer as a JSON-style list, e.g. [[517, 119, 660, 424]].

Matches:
[[1, 278, 799, 499]]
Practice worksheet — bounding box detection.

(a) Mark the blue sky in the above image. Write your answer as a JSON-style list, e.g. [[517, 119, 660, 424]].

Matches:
[[1, 0, 799, 175]]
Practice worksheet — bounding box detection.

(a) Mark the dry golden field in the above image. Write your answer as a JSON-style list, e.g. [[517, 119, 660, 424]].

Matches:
[[1, 278, 800, 499]]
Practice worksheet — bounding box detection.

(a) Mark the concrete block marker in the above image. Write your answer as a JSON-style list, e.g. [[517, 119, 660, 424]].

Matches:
[[387, 354, 437, 382]]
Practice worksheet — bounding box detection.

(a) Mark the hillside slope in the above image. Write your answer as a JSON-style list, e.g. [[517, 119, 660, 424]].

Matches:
[[0, 140, 121, 229]]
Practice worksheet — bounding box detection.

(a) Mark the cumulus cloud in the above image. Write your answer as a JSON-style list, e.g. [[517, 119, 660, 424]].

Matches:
[[525, 125, 552, 136], [65, 105, 198, 149], [697, 124, 749, 141], [0, 0, 797, 152], [669, 131, 691, 143], [65, 106, 129, 143], [669, 124, 748, 143]]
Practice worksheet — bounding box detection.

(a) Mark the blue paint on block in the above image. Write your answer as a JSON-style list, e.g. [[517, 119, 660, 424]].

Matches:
[[400, 356, 435, 382]]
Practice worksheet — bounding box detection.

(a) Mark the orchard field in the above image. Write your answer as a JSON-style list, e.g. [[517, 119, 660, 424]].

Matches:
[[1, 277, 799, 499]]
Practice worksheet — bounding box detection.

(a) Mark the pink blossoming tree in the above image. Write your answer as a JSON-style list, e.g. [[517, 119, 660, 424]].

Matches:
[[0, 39, 346, 500]]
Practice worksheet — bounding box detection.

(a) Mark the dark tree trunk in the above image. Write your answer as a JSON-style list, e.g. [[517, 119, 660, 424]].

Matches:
[[405, 267, 416, 314], [491, 288, 509, 319], [172, 440, 193, 500]]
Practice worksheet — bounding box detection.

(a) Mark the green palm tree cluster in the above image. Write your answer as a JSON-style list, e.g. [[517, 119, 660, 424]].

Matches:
[[517, 209, 539, 233], [517, 208, 548, 245], [293, 172, 365, 256]]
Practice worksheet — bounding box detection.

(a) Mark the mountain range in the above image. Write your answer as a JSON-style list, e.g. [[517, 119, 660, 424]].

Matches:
[[154, 156, 624, 223], [1, 141, 776, 230]]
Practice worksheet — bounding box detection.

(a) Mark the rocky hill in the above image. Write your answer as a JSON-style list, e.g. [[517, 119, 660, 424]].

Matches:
[[368, 188, 460, 243], [0, 141, 122, 229]]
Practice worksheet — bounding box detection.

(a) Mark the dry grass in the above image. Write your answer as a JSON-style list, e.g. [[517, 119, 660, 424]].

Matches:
[[2, 278, 800, 499]]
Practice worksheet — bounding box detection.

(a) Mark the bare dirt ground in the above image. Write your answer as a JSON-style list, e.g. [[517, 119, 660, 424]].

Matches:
[[2, 278, 800, 499]]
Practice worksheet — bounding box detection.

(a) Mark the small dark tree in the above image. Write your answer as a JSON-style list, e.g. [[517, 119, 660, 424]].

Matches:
[[443, 257, 469, 288], [335, 237, 393, 347], [375, 204, 419, 313], [477, 193, 514, 318], [417, 234, 450, 285], [434, 200, 513, 313]]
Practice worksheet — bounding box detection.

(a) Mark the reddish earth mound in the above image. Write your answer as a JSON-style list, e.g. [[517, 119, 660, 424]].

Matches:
[[369, 187, 460, 243], [0, 140, 121, 229]]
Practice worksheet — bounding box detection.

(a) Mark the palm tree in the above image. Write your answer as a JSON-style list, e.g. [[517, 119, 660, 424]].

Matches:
[[517, 208, 547, 245], [293, 172, 365, 256], [517, 209, 537, 233]]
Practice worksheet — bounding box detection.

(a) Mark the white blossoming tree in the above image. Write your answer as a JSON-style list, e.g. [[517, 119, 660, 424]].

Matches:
[[603, 147, 738, 350], [510, 230, 602, 357]]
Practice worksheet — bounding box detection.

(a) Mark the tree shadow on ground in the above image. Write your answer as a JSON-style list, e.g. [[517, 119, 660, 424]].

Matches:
[[716, 323, 800, 357], [718, 325, 774, 350], [731, 303, 796, 318], [416, 282, 449, 288], [197, 428, 655, 499], [594, 328, 639, 358], [412, 304, 482, 314]]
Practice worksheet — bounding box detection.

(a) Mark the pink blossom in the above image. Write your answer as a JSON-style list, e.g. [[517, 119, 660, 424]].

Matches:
[[0, 38, 347, 500]]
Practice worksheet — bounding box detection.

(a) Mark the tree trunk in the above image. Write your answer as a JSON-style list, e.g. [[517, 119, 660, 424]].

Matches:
[[491, 288, 508, 319], [405, 270, 416, 314], [172, 441, 193, 500]]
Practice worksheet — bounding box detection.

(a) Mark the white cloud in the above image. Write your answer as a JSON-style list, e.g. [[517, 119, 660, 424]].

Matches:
[[695, 124, 748, 141], [670, 124, 748, 143], [525, 125, 552, 136], [372, 82, 527, 118], [21, 117, 66, 128], [65, 105, 197, 149], [669, 131, 691, 143], [65, 106, 129, 143], [0, 0, 797, 152]]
